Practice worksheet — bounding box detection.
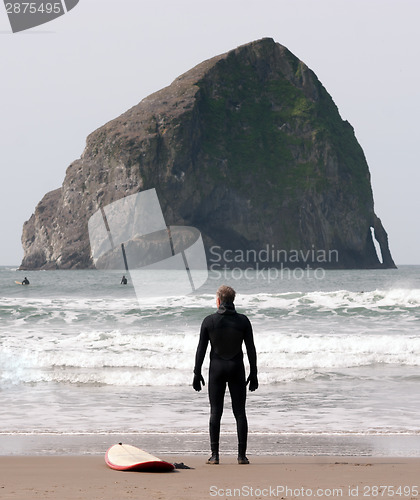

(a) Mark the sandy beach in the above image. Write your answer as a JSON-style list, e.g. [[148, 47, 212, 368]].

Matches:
[[1, 455, 419, 500]]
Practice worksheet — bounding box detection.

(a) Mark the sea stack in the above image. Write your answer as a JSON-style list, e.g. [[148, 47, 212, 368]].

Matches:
[[20, 38, 396, 270]]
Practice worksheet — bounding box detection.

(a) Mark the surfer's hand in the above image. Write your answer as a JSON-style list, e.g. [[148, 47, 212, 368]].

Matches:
[[193, 374, 205, 392], [246, 374, 258, 392]]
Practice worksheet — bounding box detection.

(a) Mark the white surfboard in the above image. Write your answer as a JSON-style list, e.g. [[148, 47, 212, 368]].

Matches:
[[105, 443, 174, 472]]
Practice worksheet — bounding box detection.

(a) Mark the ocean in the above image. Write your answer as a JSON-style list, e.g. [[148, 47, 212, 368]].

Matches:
[[1, 266, 419, 456]]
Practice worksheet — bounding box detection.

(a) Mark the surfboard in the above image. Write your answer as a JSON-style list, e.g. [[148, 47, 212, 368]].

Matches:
[[15, 281, 22, 285], [105, 443, 175, 472]]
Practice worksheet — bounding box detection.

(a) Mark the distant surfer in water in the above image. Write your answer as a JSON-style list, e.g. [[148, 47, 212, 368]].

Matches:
[[120, 275, 128, 285], [193, 285, 258, 465], [22, 277, 30, 285]]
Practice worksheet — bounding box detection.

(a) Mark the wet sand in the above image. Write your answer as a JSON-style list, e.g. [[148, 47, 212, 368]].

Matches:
[[1, 455, 419, 500]]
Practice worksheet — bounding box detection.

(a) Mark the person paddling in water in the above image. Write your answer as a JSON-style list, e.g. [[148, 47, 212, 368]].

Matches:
[[22, 277, 30, 285], [120, 275, 128, 285], [193, 285, 258, 465]]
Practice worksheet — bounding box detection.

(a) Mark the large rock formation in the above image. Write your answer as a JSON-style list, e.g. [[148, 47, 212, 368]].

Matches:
[[20, 38, 396, 270]]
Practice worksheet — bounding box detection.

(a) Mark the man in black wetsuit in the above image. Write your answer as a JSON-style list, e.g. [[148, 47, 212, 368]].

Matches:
[[193, 285, 258, 465]]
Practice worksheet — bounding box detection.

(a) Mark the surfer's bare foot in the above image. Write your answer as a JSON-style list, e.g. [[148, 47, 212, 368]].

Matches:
[[238, 456, 249, 464], [206, 453, 219, 464]]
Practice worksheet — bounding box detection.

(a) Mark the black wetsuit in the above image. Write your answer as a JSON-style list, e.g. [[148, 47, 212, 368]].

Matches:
[[194, 303, 257, 456]]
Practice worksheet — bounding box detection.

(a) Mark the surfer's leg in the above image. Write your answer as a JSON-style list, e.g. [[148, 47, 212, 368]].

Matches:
[[227, 360, 248, 462], [208, 358, 226, 463]]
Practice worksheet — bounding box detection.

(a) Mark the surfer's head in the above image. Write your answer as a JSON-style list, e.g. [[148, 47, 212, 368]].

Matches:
[[216, 285, 236, 308]]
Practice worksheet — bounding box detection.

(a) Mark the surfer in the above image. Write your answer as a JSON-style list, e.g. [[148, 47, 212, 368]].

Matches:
[[193, 285, 258, 465], [121, 275, 128, 285], [22, 277, 30, 285]]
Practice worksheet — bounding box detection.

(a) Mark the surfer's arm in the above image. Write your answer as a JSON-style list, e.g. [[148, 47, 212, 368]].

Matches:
[[193, 318, 210, 376], [243, 317, 257, 376]]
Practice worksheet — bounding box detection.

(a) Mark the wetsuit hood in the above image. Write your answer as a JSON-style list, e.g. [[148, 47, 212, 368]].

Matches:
[[217, 302, 236, 315]]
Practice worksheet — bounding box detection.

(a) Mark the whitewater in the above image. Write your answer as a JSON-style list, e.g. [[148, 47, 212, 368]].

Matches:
[[1, 266, 419, 452]]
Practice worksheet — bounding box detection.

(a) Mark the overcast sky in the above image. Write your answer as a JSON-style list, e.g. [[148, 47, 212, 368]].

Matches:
[[0, 0, 419, 266]]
